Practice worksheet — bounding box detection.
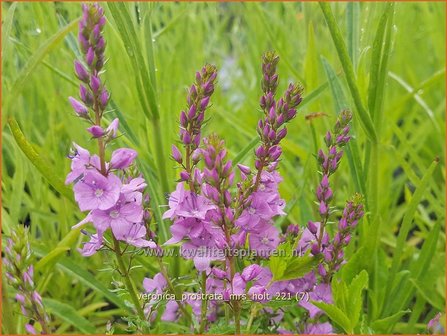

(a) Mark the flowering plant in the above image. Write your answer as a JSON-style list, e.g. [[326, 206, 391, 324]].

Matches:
[[64, 4, 365, 334]]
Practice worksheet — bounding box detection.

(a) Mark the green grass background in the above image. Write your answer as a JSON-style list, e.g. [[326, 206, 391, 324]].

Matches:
[[1, 2, 445, 334]]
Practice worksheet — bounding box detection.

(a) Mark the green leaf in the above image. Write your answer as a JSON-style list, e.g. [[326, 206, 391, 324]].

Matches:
[[386, 221, 443, 317], [367, 2, 394, 127], [372, 310, 411, 333], [7, 118, 75, 204], [346, 2, 359, 69], [108, 3, 170, 195], [332, 278, 349, 313], [269, 242, 289, 281], [107, 2, 158, 121], [388, 71, 441, 134], [1, 2, 17, 57], [281, 255, 319, 281], [347, 270, 369, 329], [34, 247, 130, 314], [304, 22, 318, 91], [43, 298, 96, 334], [35, 229, 81, 273], [319, 2, 377, 142], [233, 137, 259, 164], [35, 247, 69, 272], [312, 301, 353, 334], [409, 278, 444, 311], [8, 17, 79, 102], [269, 241, 319, 281], [321, 56, 349, 112], [57, 258, 132, 313], [385, 158, 439, 305]]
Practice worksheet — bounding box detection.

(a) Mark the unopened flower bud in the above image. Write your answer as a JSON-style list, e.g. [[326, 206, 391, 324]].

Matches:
[[90, 75, 101, 94], [99, 90, 109, 108], [307, 221, 318, 235], [87, 125, 104, 138], [110, 148, 137, 169], [188, 105, 197, 119], [182, 131, 192, 145], [180, 171, 190, 181], [106, 118, 119, 138], [69, 97, 88, 117], [74, 60, 89, 82], [180, 111, 188, 127], [237, 164, 251, 175], [324, 131, 332, 147], [171, 145, 182, 164], [79, 85, 93, 106], [86, 47, 95, 66], [311, 243, 320, 255], [200, 96, 210, 110]]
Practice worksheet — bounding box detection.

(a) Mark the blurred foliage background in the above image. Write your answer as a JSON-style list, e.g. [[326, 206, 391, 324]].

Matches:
[[2, 2, 445, 334]]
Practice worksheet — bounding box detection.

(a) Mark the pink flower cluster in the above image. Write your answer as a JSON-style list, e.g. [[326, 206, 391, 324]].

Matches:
[[68, 144, 156, 255]]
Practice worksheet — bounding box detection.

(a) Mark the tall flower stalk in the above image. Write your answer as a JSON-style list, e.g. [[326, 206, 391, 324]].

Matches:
[[308, 110, 352, 252], [163, 51, 303, 334], [3, 227, 51, 334], [66, 4, 156, 325]]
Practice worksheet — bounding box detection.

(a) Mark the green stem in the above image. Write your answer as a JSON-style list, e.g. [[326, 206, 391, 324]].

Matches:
[[157, 257, 192, 323], [199, 272, 207, 333], [234, 301, 241, 334], [112, 237, 146, 321], [152, 118, 169, 193], [246, 304, 259, 333]]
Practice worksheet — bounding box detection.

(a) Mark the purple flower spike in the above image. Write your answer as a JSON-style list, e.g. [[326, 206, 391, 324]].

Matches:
[[286, 224, 300, 237]]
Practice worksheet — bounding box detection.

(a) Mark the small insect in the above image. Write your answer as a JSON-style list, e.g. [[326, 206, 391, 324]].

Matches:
[[305, 112, 328, 121]]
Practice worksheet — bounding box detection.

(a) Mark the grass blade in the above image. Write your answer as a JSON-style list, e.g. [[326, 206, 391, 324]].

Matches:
[[1, 2, 17, 58], [43, 298, 96, 334], [34, 246, 131, 313], [8, 17, 79, 102], [7, 117, 74, 203], [108, 2, 169, 194], [346, 2, 359, 70], [383, 158, 439, 312], [368, 2, 394, 128], [319, 2, 377, 142]]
